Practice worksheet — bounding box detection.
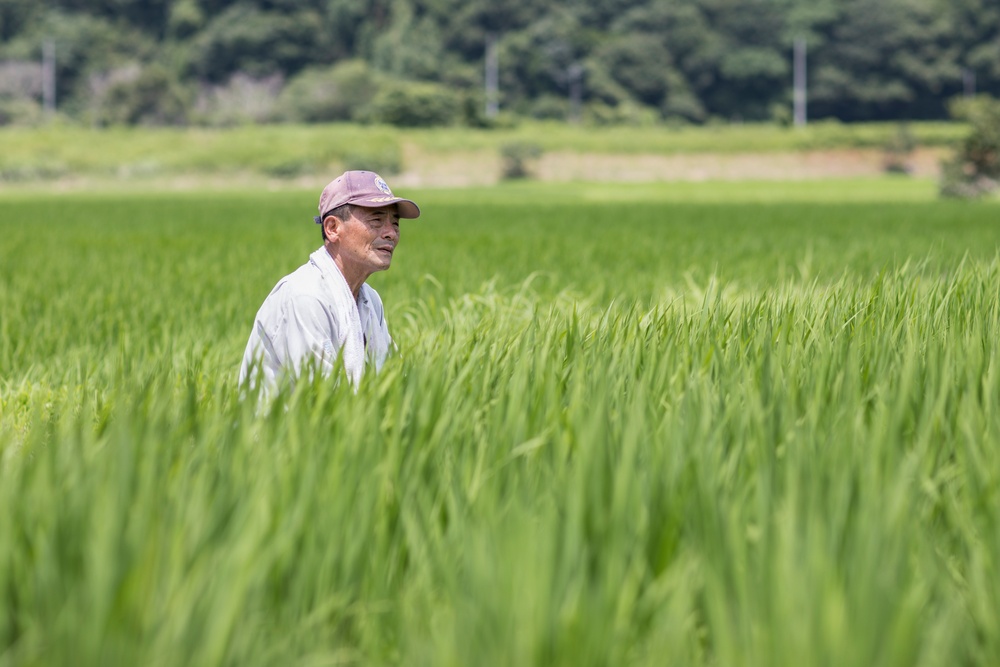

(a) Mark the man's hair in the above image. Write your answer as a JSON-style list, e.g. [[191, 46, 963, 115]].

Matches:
[[320, 203, 355, 241]]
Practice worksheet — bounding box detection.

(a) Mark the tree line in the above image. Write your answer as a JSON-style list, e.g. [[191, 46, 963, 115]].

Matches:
[[0, 0, 998, 127]]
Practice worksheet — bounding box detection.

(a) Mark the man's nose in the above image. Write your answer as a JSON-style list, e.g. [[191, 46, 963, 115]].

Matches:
[[383, 225, 399, 241]]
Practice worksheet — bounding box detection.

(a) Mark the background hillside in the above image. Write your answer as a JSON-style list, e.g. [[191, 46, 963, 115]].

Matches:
[[1, 0, 998, 128]]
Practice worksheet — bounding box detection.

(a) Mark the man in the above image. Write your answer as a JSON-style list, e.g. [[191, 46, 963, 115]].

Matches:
[[239, 170, 420, 396]]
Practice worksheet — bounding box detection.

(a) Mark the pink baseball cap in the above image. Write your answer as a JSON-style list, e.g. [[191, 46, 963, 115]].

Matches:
[[316, 170, 420, 220]]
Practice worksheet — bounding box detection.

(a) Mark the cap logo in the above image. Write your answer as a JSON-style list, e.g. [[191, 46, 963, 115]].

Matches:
[[374, 177, 392, 195]]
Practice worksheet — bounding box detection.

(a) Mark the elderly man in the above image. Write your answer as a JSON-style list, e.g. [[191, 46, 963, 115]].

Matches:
[[239, 170, 420, 396]]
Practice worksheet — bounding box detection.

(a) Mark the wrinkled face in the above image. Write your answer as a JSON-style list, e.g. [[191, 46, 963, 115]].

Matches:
[[325, 204, 401, 284]]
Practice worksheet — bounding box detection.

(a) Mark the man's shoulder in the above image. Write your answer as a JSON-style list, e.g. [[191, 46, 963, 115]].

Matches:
[[255, 260, 326, 316], [266, 256, 323, 297], [283, 261, 326, 294]]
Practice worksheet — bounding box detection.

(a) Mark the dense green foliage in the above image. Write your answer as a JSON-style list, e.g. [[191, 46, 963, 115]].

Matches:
[[2, 186, 1000, 665], [0, 0, 998, 126]]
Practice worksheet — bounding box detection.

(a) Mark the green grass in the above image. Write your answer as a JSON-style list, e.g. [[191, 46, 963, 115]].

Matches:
[[0, 120, 967, 182], [1, 185, 999, 665]]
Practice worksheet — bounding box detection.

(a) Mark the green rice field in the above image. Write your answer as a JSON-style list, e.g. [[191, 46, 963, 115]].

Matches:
[[1, 179, 999, 666]]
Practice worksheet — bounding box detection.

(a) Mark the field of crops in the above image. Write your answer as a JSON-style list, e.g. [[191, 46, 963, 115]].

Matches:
[[1, 180, 999, 666], [0, 121, 965, 184]]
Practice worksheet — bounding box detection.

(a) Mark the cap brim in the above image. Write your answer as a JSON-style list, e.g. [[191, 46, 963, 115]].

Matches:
[[352, 196, 421, 219]]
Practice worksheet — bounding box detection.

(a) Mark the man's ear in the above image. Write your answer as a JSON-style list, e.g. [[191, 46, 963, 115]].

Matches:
[[323, 214, 342, 241]]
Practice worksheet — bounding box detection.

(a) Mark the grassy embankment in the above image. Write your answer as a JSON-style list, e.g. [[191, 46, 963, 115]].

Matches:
[[0, 120, 967, 186]]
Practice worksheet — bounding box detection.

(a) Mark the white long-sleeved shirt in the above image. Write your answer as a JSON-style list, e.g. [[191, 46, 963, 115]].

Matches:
[[239, 247, 392, 396]]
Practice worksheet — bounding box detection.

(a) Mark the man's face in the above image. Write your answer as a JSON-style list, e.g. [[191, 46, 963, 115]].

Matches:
[[331, 204, 401, 280]]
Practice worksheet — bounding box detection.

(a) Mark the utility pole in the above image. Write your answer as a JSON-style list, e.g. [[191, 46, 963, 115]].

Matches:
[[484, 34, 499, 119], [962, 68, 976, 98], [568, 63, 583, 124], [42, 39, 56, 117], [793, 37, 807, 127]]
